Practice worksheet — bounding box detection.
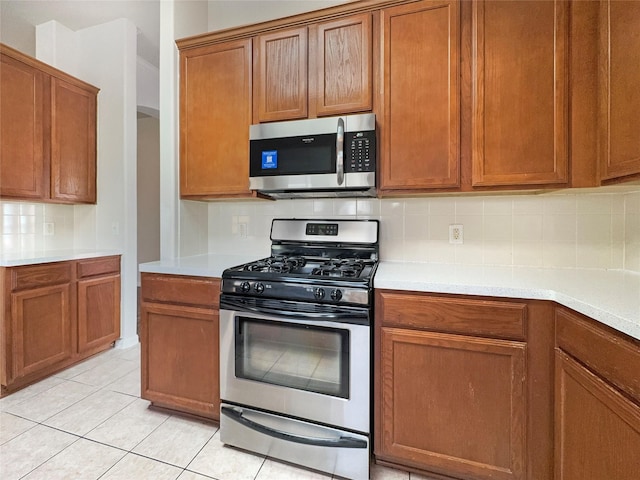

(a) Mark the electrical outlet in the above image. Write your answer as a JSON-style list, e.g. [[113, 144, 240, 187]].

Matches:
[[43, 222, 55, 236], [449, 224, 463, 244], [239, 222, 248, 238]]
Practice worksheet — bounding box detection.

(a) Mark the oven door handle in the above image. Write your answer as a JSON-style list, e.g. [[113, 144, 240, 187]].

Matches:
[[221, 406, 367, 449]]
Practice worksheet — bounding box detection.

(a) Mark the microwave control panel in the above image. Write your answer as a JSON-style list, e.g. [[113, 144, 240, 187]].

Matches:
[[345, 130, 376, 173]]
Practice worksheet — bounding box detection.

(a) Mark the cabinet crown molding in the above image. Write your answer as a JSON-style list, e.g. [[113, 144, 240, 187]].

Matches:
[[0, 43, 99, 93], [176, 0, 420, 50]]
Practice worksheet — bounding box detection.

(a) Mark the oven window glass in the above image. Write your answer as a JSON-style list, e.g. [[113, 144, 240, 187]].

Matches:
[[235, 317, 349, 399]]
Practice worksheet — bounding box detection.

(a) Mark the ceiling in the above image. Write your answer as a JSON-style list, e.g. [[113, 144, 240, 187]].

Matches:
[[1, 0, 160, 67]]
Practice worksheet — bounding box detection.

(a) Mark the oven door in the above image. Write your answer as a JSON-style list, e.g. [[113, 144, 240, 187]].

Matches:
[[219, 297, 370, 433]]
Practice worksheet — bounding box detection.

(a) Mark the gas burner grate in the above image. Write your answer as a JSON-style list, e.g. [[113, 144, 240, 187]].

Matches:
[[244, 255, 307, 274], [311, 259, 365, 278]]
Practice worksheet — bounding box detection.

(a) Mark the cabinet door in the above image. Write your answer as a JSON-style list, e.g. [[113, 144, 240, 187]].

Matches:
[[254, 27, 308, 122], [77, 274, 121, 354], [180, 40, 253, 198], [555, 351, 640, 480], [378, 0, 460, 192], [378, 327, 526, 480], [0, 53, 47, 200], [599, 0, 640, 182], [471, 0, 569, 187], [310, 13, 372, 117], [50, 77, 97, 203], [11, 283, 72, 379], [140, 303, 219, 420]]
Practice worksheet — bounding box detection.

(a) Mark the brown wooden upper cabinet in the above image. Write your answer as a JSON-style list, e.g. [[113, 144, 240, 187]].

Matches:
[[471, 0, 569, 187], [310, 13, 373, 117], [254, 26, 308, 122], [176, 0, 640, 199], [598, 0, 640, 183], [254, 13, 372, 123], [378, 0, 461, 193], [0, 44, 98, 204], [50, 78, 97, 203], [179, 39, 254, 199]]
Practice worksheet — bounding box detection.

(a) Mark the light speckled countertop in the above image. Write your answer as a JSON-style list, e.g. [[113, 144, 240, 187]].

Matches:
[[139, 254, 259, 278], [139, 255, 639, 340], [375, 262, 640, 341], [0, 249, 122, 267], [6, 251, 636, 339]]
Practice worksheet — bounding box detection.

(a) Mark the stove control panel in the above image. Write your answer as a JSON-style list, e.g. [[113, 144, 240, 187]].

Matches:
[[223, 279, 369, 305]]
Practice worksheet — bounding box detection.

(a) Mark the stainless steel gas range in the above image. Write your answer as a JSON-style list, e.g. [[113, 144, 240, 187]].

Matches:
[[219, 218, 379, 480]]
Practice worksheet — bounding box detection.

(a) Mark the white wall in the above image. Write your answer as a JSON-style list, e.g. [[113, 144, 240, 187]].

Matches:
[[0, 7, 36, 55], [34, 19, 139, 349], [208, 0, 351, 30], [137, 116, 161, 275], [137, 58, 159, 118], [159, 0, 209, 260]]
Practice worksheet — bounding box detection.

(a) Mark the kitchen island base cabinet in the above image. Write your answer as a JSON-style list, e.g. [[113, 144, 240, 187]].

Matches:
[[140, 273, 220, 420]]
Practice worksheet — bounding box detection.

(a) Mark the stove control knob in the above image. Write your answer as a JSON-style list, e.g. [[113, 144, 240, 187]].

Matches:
[[240, 281, 251, 293], [330, 289, 343, 302], [254, 283, 265, 294], [314, 287, 325, 300]]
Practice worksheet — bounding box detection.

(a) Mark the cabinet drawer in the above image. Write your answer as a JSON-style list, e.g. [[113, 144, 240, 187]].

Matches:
[[11, 262, 72, 291], [376, 290, 527, 340], [141, 273, 220, 309], [77, 256, 120, 278], [556, 307, 640, 403]]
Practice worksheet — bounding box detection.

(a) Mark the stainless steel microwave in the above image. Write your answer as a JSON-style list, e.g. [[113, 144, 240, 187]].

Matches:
[[249, 113, 376, 199]]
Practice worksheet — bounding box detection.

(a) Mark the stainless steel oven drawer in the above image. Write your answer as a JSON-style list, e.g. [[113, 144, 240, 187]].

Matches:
[[220, 403, 369, 480]]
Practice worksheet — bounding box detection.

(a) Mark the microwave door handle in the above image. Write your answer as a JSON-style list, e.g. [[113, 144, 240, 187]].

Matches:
[[336, 117, 345, 185]]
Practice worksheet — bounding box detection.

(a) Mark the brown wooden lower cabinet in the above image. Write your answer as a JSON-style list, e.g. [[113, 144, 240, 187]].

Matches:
[[379, 327, 527, 480], [77, 256, 121, 355], [1, 256, 121, 396], [555, 308, 640, 480], [375, 290, 555, 480], [140, 273, 220, 420], [11, 283, 73, 380]]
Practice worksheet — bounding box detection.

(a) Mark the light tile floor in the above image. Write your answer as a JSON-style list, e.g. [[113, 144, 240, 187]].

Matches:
[[0, 345, 434, 480]]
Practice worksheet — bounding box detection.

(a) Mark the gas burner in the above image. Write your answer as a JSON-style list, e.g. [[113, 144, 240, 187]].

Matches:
[[311, 259, 365, 278], [244, 255, 307, 274]]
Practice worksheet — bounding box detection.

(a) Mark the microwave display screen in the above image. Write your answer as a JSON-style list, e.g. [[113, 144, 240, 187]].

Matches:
[[251, 133, 335, 176]]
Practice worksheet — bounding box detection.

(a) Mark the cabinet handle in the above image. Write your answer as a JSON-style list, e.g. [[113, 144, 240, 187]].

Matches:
[[336, 117, 345, 185]]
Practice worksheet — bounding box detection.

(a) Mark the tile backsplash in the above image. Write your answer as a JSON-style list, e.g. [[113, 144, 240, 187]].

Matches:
[[1, 201, 75, 253], [2, 190, 639, 273], [207, 190, 640, 273]]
